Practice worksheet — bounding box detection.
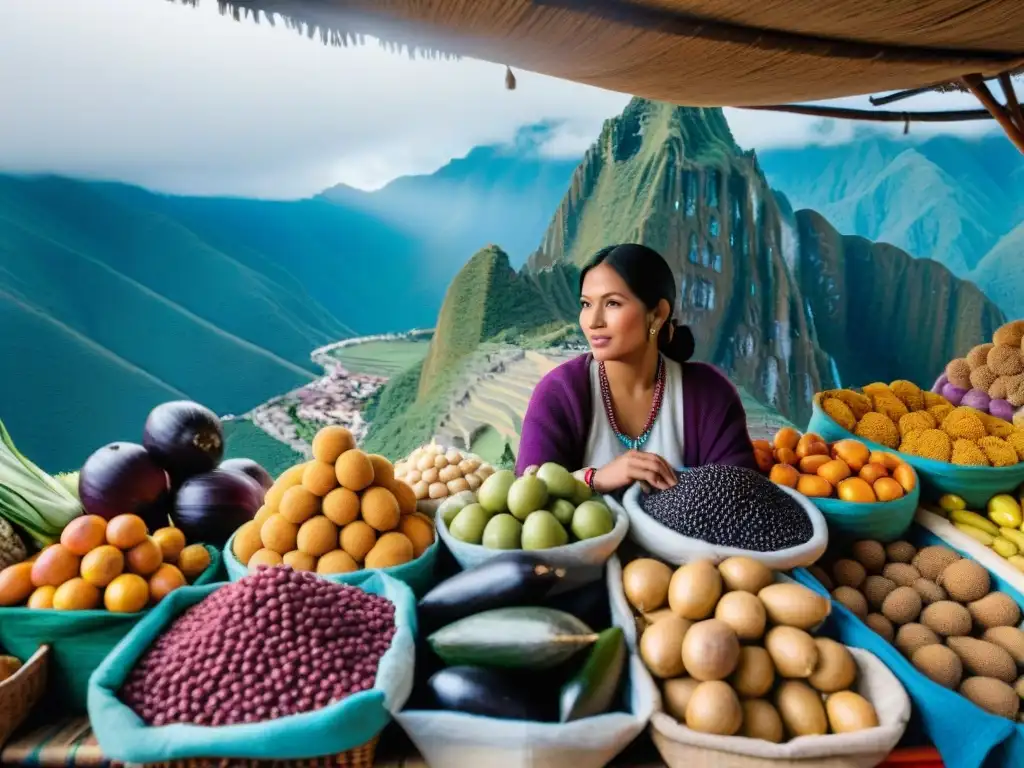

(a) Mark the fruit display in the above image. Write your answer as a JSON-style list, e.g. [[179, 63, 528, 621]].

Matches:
[[934, 319, 1024, 425], [120, 566, 397, 726], [931, 492, 1024, 573], [0, 415, 84, 548], [811, 539, 1023, 720], [624, 555, 881, 740], [76, 400, 270, 545], [640, 465, 813, 551], [416, 553, 625, 723], [439, 463, 614, 550], [0, 513, 212, 612], [818, 383, 1024, 467], [231, 425, 435, 575], [756, 429, 916, 503], [393, 442, 495, 509]]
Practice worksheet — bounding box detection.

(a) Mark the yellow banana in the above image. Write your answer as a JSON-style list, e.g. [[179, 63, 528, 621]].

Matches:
[[992, 537, 1019, 558], [987, 494, 1023, 528], [999, 527, 1024, 551], [954, 523, 995, 546], [950, 510, 1000, 537], [1007, 555, 1024, 574], [939, 494, 967, 512]]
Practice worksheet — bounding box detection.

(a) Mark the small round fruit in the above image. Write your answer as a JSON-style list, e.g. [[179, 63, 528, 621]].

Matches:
[[874, 477, 905, 502], [52, 578, 101, 610], [80, 545, 125, 588], [176, 544, 212, 581], [283, 550, 317, 571], [27, 585, 56, 609], [893, 463, 916, 493], [30, 544, 81, 588], [230, 521, 263, 566], [796, 474, 832, 498], [837, 477, 877, 503], [104, 573, 150, 613], [152, 527, 186, 562], [817, 459, 853, 486], [248, 548, 283, 570], [858, 463, 889, 485], [769, 464, 799, 488], [148, 564, 187, 603], [774, 428, 800, 451], [317, 550, 359, 574], [105, 514, 148, 550], [126, 537, 163, 576], [832, 439, 870, 471], [60, 515, 107, 556], [799, 455, 831, 474]]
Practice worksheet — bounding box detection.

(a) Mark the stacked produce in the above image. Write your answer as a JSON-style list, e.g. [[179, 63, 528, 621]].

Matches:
[[0, 416, 83, 549], [76, 400, 270, 546], [440, 463, 614, 550], [120, 566, 397, 726], [0, 513, 211, 612], [756, 428, 915, 503], [934, 320, 1024, 425], [819, 383, 1024, 467], [232, 425, 434, 575], [624, 556, 880, 740], [640, 465, 812, 551], [416, 553, 625, 722], [393, 443, 495, 506], [931, 492, 1024, 573], [812, 540, 1023, 721]]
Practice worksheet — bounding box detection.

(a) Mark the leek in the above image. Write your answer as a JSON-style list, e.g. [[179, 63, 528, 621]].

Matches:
[[0, 416, 83, 547]]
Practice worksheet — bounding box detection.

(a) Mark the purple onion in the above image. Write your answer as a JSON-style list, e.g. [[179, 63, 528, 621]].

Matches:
[[219, 458, 273, 493], [932, 373, 948, 394], [143, 401, 224, 485], [79, 442, 171, 527], [172, 469, 262, 546], [941, 382, 968, 406], [961, 388, 992, 412], [990, 398, 1015, 422]]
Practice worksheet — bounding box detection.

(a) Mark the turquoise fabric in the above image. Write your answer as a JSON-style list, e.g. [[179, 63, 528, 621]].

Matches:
[[223, 530, 439, 597], [0, 544, 221, 715], [810, 482, 919, 542], [87, 571, 417, 763], [794, 523, 1024, 768], [807, 399, 1024, 507]]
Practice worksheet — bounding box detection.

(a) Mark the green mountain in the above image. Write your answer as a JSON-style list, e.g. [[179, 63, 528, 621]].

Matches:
[[755, 133, 1024, 314]]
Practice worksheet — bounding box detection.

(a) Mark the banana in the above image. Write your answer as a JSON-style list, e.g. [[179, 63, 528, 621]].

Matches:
[[1007, 556, 1024, 574], [992, 537, 1019, 558], [987, 494, 1023, 528], [954, 523, 995, 546], [999, 527, 1024, 551], [939, 494, 967, 512], [950, 510, 1000, 537]]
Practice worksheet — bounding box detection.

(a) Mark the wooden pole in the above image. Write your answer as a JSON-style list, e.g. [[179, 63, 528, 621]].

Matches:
[[739, 104, 992, 123], [999, 72, 1024, 132], [962, 74, 1024, 154]]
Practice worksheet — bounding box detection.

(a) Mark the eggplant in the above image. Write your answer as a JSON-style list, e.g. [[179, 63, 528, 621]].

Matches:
[[428, 607, 597, 670], [546, 577, 612, 630], [559, 627, 626, 722], [417, 552, 568, 632], [427, 666, 556, 721], [143, 400, 224, 485]]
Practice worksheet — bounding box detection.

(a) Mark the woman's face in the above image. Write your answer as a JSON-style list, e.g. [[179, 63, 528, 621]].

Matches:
[[580, 263, 652, 362]]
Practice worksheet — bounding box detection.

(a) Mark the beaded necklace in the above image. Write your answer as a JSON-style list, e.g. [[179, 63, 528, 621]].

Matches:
[[598, 355, 666, 451]]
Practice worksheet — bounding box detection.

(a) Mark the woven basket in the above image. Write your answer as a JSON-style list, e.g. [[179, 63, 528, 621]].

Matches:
[[0, 644, 48, 744], [119, 735, 379, 768], [650, 731, 873, 768]]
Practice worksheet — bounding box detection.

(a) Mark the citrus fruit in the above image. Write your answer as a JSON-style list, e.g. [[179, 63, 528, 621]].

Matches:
[[148, 564, 187, 603], [152, 527, 186, 563], [26, 585, 56, 609], [176, 544, 211, 581], [126, 536, 163, 576], [80, 545, 125, 588], [60, 515, 108, 556], [106, 514, 148, 550], [104, 573, 150, 613], [29, 544, 81, 588], [53, 577, 101, 610]]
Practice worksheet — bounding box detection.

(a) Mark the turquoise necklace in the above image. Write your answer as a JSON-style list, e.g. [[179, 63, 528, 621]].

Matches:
[[598, 356, 666, 450]]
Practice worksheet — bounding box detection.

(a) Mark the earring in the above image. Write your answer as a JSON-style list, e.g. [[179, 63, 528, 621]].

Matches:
[[650, 327, 657, 336]]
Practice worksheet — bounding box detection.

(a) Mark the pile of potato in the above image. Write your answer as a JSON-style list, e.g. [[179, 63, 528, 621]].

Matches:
[[232, 426, 435, 574], [624, 556, 880, 741], [394, 442, 495, 507], [813, 540, 1024, 720]]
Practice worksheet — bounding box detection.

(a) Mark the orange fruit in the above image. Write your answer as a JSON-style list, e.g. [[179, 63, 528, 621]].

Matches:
[[892, 463, 916, 493], [832, 440, 870, 472], [52, 577, 101, 610], [869, 451, 902, 472], [799, 455, 831, 474], [769, 464, 799, 488], [0, 563, 35, 606], [775, 447, 798, 466], [27, 585, 56, 609], [152, 527, 186, 563], [837, 477, 877, 503], [773, 428, 801, 452], [176, 544, 212, 582], [60, 515, 108, 556], [754, 449, 774, 473], [148, 564, 187, 603], [858, 463, 889, 485], [81, 545, 125, 587], [817, 459, 853, 486], [104, 573, 150, 613], [30, 544, 81, 588], [796, 474, 833, 498], [126, 537, 163, 576], [751, 439, 773, 453], [106, 514, 148, 550], [874, 477, 905, 502]]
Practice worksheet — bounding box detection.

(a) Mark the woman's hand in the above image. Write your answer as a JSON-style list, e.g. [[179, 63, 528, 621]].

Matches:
[[592, 451, 678, 493]]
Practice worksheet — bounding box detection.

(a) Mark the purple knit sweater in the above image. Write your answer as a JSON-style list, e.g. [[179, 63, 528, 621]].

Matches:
[[515, 354, 757, 475]]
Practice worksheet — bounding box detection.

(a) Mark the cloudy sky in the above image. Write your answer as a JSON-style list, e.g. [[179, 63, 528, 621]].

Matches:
[[0, 0, 1000, 198]]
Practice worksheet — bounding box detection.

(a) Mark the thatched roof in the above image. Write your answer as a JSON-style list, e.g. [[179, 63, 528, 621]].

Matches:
[[167, 0, 1024, 146]]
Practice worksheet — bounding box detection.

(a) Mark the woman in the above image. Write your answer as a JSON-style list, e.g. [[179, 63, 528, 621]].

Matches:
[[516, 243, 756, 494]]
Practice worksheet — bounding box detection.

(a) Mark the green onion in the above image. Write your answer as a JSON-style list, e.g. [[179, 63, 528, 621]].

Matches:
[[0, 417, 83, 547]]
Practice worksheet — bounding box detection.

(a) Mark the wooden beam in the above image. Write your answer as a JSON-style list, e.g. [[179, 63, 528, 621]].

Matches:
[[962, 74, 1024, 154], [739, 104, 993, 123], [869, 86, 938, 106], [999, 72, 1024, 132]]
